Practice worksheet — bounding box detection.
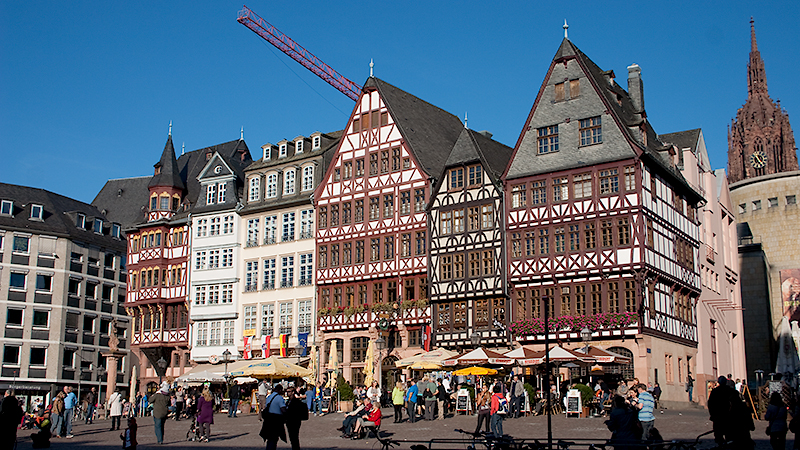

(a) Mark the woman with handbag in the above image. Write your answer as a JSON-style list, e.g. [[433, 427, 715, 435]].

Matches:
[[285, 385, 308, 450], [196, 389, 215, 443], [766, 392, 788, 450], [473, 385, 491, 435], [259, 384, 287, 450]]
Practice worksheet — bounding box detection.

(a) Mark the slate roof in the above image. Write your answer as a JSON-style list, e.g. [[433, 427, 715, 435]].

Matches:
[[0, 182, 126, 250], [660, 129, 701, 153], [365, 77, 464, 182], [443, 129, 513, 181], [149, 135, 186, 190], [92, 176, 152, 229]]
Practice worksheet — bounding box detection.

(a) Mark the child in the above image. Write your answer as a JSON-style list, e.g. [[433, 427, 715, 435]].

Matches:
[[120, 417, 138, 450]]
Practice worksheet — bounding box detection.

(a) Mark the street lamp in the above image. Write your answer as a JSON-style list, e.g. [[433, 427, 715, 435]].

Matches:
[[222, 349, 232, 383], [470, 331, 481, 348], [580, 327, 592, 353], [157, 357, 168, 384], [96, 365, 105, 419], [294, 343, 304, 365], [375, 336, 386, 390]]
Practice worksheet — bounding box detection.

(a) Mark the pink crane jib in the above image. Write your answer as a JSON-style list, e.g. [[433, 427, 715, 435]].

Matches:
[[237, 5, 362, 101]]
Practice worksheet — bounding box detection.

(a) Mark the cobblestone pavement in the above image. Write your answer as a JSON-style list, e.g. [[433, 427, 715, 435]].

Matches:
[[12, 406, 785, 449]]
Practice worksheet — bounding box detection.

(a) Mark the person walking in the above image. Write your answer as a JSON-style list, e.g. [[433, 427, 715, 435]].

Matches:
[[50, 391, 65, 438], [635, 384, 656, 441], [0, 389, 24, 449], [121, 417, 138, 450], [436, 379, 448, 420], [175, 386, 185, 421], [313, 381, 324, 416], [708, 376, 755, 449], [392, 381, 405, 423], [473, 385, 491, 435], [63, 386, 77, 438], [489, 384, 506, 438], [686, 372, 694, 403], [405, 380, 418, 423], [766, 392, 788, 450], [196, 388, 214, 443], [149, 382, 170, 444], [510, 376, 525, 418], [108, 389, 124, 431], [228, 380, 240, 418], [259, 384, 287, 450], [605, 395, 640, 447], [85, 387, 97, 424], [424, 377, 437, 420], [285, 385, 308, 450], [367, 380, 381, 406]]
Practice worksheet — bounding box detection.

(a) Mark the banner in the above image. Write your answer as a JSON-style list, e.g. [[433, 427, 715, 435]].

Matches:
[[298, 333, 309, 357], [279, 334, 289, 357], [421, 324, 432, 352], [262, 335, 271, 357], [781, 269, 800, 321], [243, 336, 252, 360]]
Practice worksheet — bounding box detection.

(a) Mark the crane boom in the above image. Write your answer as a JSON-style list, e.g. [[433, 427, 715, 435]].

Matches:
[[237, 5, 362, 101]]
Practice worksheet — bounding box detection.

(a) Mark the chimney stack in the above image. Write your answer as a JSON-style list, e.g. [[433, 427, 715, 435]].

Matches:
[[627, 64, 644, 114]]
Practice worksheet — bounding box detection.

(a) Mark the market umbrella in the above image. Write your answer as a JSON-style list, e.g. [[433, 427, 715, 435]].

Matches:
[[453, 366, 498, 376], [504, 346, 544, 366], [176, 370, 226, 383], [408, 361, 443, 370], [524, 346, 595, 366], [129, 365, 138, 403], [309, 345, 317, 385], [230, 356, 312, 379], [574, 346, 632, 364], [327, 340, 339, 388], [776, 316, 800, 388], [394, 348, 459, 368], [363, 339, 375, 386], [443, 347, 514, 366]]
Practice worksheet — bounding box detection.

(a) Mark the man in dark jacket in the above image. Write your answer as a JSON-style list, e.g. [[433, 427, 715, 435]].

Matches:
[[0, 389, 24, 449], [149, 383, 170, 444], [708, 376, 754, 449], [228, 380, 241, 418], [85, 387, 97, 424]]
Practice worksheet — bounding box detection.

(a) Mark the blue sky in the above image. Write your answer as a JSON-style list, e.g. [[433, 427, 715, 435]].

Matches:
[[2, 1, 798, 203]]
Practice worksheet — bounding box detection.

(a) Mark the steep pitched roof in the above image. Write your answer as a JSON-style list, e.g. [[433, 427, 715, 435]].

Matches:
[[660, 129, 701, 154], [364, 77, 464, 181], [92, 176, 152, 229], [149, 135, 186, 190], [431, 128, 513, 199]]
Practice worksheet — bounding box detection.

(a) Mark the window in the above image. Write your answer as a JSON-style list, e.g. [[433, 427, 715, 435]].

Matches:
[[454, 209, 465, 233], [35, 274, 52, 292], [76, 213, 86, 229], [299, 253, 313, 286], [752, 200, 761, 211], [381, 150, 389, 173], [601, 220, 613, 247], [371, 238, 380, 261], [249, 177, 260, 202], [538, 229, 549, 254], [624, 166, 635, 191], [356, 158, 364, 177], [511, 184, 526, 209], [266, 173, 278, 198], [568, 225, 580, 251], [355, 240, 365, 264], [342, 243, 351, 265], [450, 168, 464, 190], [295, 140, 304, 154], [300, 209, 314, 239], [30, 204, 43, 220], [245, 261, 258, 291], [282, 212, 295, 241], [482, 250, 493, 276], [302, 166, 314, 191], [281, 256, 294, 288], [244, 305, 257, 333], [11, 235, 28, 254], [298, 300, 312, 333], [195, 286, 207, 305], [532, 181, 547, 205], [600, 168, 619, 194], [554, 82, 565, 102], [481, 204, 493, 229], [468, 165, 482, 186], [265, 215, 278, 244], [9, 272, 25, 289], [575, 285, 586, 315], [383, 194, 394, 218], [415, 231, 426, 255], [284, 169, 296, 195], [392, 148, 401, 171], [769, 197, 778, 208], [196, 322, 208, 346], [369, 152, 378, 176], [351, 337, 368, 363], [569, 79, 580, 98], [206, 184, 217, 204], [537, 125, 559, 154], [6, 309, 23, 326], [618, 217, 630, 245], [279, 302, 293, 335], [579, 116, 602, 145], [4, 346, 20, 365], [313, 135, 321, 149], [440, 211, 453, 235], [279, 143, 287, 158], [788, 195, 797, 206], [585, 222, 596, 249], [554, 227, 565, 253], [414, 189, 425, 212], [369, 197, 379, 220], [247, 218, 260, 247], [262, 304, 275, 336], [440, 256, 453, 280], [384, 236, 394, 259], [263, 258, 276, 289], [223, 320, 234, 345], [574, 173, 593, 198], [330, 204, 339, 227], [553, 177, 569, 202], [625, 280, 636, 312], [0, 200, 12, 215], [217, 182, 226, 202]]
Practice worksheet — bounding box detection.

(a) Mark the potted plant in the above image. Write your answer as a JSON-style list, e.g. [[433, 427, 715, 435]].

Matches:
[[336, 375, 355, 413], [572, 383, 595, 417]]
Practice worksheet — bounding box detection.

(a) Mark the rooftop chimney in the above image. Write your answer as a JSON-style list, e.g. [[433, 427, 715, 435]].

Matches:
[[627, 64, 644, 113]]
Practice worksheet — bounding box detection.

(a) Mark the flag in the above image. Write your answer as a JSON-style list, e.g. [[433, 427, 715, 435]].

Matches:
[[279, 334, 289, 357], [422, 324, 432, 351], [262, 335, 271, 357], [243, 336, 252, 360], [298, 333, 309, 357]]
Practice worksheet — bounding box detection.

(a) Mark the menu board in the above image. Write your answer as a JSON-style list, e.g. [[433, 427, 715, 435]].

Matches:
[[565, 389, 581, 415]]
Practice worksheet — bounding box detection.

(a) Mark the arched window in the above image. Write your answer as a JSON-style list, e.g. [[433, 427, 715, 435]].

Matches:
[[302, 166, 314, 191], [249, 176, 260, 202], [284, 169, 296, 195], [606, 346, 635, 380], [266, 173, 278, 198]]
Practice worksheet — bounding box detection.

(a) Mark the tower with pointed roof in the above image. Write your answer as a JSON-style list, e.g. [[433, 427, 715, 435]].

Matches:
[[727, 19, 798, 183], [147, 133, 186, 221]]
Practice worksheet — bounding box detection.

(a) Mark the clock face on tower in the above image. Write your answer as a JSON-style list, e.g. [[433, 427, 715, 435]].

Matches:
[[750, 150, 767, 169]]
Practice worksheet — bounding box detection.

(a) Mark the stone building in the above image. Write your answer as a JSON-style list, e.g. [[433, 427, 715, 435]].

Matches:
[[726, 20, 800, 382], [0, 182, 129, 409]]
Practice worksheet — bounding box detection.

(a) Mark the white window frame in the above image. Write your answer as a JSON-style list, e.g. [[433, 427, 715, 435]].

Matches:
[[266, 173, 278, 199], [279, 143, 287, 158], [196, 322, 208, 347], [93, 218, 103, 233], [312, 136, 321, 149], [247, 218, 260, 247], [9, 272, 26, 290], [298, 299, 312, 333], [217, 182, 227, 203], [279, 302, 293, 334], [261, 304, 275, 336], [295, 140, 304, 154], [0, 200, 12, 216], [284, 169, 296, 195], [223, 320, 234, 345], [206, 184, 217, 204], [30, 204, 43, 220], [280, 256, 294, 288], [249, 177, 261, 202], [244, 305, 257, 332], [302, 166, 314, 191], [222, 214, 234, 234], [76, 213, 86, 229], [300, 209, 314, 239], [246, 261, 259, 291], [299, 253, 313, 286], [265, 215, 278, 244], [282, 212, 295, 242], [263, 258, 276, 290], [112, 224, 121, 239]]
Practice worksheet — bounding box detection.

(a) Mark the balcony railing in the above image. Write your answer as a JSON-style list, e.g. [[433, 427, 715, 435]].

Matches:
[[264, 236, 277, 245], [262, 282, 275, 290], [282, 234, 294, 242], [317, 304, 431, 331], [299, 231, 313, 240], [244, 284, 258, 292], [705, 244, 715, 264], [246, 239, 259, 248], [280, 280, 293, 288], [299, 277, 313, 286]]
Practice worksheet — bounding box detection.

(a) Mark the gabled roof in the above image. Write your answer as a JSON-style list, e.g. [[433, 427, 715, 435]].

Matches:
[[364, 77, 464, 180], [149, 135, 185, 190], [92, 176, 152, 229], [432, 128, 513, 197], [660, 129, 701, 154]]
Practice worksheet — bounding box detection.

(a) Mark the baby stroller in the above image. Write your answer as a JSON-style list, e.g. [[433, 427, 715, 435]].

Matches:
[[185, 415, 202, 442]]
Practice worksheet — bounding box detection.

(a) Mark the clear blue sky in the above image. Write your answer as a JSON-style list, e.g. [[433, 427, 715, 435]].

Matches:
[[2, 1, 798, 203]]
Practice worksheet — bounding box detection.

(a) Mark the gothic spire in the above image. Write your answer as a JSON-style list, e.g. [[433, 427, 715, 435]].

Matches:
[[748, 18, 768, 97], [148, 132, 186, 190]]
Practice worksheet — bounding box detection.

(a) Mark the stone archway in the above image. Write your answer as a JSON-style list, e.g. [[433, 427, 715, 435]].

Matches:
[[381, 355, 400, 389]]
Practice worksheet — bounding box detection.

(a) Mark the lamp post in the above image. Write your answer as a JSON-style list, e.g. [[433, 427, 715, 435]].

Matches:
[[470, 331, 481, 348], [156, 357, 168, 384], [375, 336, 386, 390], [294, 343, 304, 365], [755, 369, 764, 388], [222, 349, 232, 385], [580, 327, 592, 353], [96, 365, 105, 419]]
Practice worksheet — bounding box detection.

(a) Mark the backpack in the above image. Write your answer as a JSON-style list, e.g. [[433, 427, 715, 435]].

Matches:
[[496, 395, 509, 415]]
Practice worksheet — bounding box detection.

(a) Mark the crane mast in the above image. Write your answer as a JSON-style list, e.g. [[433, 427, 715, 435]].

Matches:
[[237, 5, 362, 101]]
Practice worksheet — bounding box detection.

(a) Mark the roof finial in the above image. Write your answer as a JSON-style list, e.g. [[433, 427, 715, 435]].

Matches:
[[168, 120, 172, 137], [750, 17, 758, 52], [464, 112, 468, 129], [563, 20, 569, 39], [370, 59, 374, 77], [240, 126, 244, 140], [181, 142, 185, 155]]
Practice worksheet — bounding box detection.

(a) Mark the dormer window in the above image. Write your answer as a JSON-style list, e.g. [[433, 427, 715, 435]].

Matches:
[[263, 146, 272, 161], [77, 213, 86, 229], [1, 200, 12, 215], [30, 204, 43, 220], [295, 140, 304, 154], [93, 218, 103, 234], [150, 196, 158, 211], [279, 143, 288, 158], [313, 136, 321, 149], [112, 224, 121, 239], [159, 195, 170, 210], [206, 184, 217, 204]]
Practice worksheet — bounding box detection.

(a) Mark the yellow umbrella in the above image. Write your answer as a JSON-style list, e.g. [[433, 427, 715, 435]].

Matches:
[[409, 361, 443, 370], [309, 345, 317, 385], [363, 339, 375, 386], [453, 366, 498, 376], [229, 356, 312, 378]]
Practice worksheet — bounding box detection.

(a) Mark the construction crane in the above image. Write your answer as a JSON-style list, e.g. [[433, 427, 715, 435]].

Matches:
[[237, 5, 362, 101]]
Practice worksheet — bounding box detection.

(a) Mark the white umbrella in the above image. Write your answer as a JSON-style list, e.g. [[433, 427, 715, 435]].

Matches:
[[776, 317, 800, 388], [129, 365, 138, 403], [176, 370, 226, 383]]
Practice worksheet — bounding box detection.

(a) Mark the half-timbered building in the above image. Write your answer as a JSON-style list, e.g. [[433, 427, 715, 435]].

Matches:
[[502, 38, 704, 402], [428, 128, 513, 348], [314, 77, 463, 386]]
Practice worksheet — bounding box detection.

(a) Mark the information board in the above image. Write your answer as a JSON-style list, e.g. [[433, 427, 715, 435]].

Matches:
[[565, 389, 581, 416], [456, 389, 472, 414]]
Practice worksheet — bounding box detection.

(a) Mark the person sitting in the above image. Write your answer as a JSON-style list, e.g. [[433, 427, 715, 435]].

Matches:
[[352, 401, 382, 439], [338, 399, 366, 438]]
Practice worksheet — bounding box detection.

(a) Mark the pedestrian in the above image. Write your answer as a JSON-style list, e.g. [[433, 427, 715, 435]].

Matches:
[[134, 393, 142, 418], [473, 385, 491, 435], [120, 417, 137, 450], [436, 378, 449, 420], [175, 386, 185, 421], [424, 377, 437, 420], [405, 380, 418, 423], [196, 388, 214, 443], [259, 384, 287, 450], [686, 373, 694, 402], [149, 382, 170, 444], [367, 380, 381, 406], [305, 381, 315, 414], [85, 387, 97, 424], [605, 395, 640, 448], [285, 385, 308, 450], [108, 389, 124, 431], [63, 386, 77, 438], [50, 391, 65, 438], [0, 389, 25, 449], [228, 380, 240, 418], [392, 381, 405, 423], [489, 384, 506, 438], [635, 383, 655, 441], [766, 392, 788, 450], [708, 376, 755, 449], [510, 375, 525, 418], [313, 381, 324, 416]]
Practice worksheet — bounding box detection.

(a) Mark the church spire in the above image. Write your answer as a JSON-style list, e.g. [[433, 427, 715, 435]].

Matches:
[[747, 18, 768, 97]]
